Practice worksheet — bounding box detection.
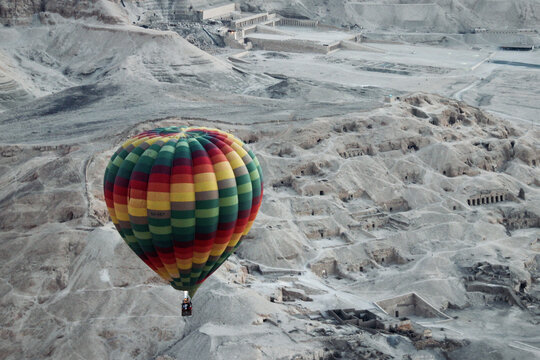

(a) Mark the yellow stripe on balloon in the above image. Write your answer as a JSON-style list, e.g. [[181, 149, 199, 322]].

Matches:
[[230, 142, 249, 159], [114, 204, 129, 221], [192, 254, 210, 263], [210, 243, 228, 257], [170, 182, 195, 201], [170, 192, 195, 202], [194, 181, 218, 192], [194, 172, 218, 184], [225, 152, 244, 169], [146, 200, 170, 211], [155, 267, 173, 281], [128, 198, 148, 216], [228, 233, 243, 248], [165, 264, 179, 278], [243, 222, 255, 235], [107, 206, 118, 224], [213, 162, 235, 180], [177, 259, 192, 270]]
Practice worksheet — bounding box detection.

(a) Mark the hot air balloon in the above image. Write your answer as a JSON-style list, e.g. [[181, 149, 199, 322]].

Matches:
[[103, 126, 263, 315]]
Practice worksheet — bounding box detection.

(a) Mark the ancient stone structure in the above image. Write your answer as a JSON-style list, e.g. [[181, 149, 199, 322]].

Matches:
[[369, 247, 407, 266], [328, 309, 382, 329], [327, 308, 413, 333], [220, 11, 362, 54], [246, 37, 342, 54], [375, 293, 451, 320], [231, 13, 271, 29], [382, 198, 409, 213], [222, 13, 280, 43], [467, 190, 507, 206], [280, 287, 313, 302], [502, 208, 540, 231], [464, 262, 540, 313], [197, 3, 235, 20], [338, 145, 373, 159], [279, 18, 319, 27], [499, 44, 535, 51], [475, 28, 538, 34], [351, 208, 388, 231], [310, 258, 338, 277], [465, 282, 526, 309]]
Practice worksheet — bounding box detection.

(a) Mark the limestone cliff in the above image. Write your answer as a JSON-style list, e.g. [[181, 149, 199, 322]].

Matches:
[[0, 0, 128, 24], [1, 0, 539, 31]]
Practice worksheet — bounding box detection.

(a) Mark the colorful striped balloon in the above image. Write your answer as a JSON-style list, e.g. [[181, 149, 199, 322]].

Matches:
[[103, 126, 263, 297]]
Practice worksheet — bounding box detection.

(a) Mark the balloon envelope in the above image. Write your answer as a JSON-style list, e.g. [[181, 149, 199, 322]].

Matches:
[[103, 126, 263, 296]]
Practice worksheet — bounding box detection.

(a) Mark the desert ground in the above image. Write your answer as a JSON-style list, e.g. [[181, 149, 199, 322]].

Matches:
[[0, 1, 539, 359]]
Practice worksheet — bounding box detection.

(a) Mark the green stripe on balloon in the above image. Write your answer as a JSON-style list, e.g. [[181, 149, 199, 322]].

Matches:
[[127, 141, 164, 269]]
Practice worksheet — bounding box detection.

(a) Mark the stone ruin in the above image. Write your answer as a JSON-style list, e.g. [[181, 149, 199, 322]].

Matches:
[[351, 207, 388, 231], [464, 262, 539, 312], [279, 287, 313, 302], [324, 307, 466, 354], [501, 208, 540, 231], [465, 282, 527, 309], [326, 308, 416, 332], [309, 258, 339, 278], [350, 207, 410, 232], [327, 309, 386, 331], [382, 198, 409, 213], [464, 188, 540, 231], [375, 293, 452, 320], [368, 247, 408, 267]]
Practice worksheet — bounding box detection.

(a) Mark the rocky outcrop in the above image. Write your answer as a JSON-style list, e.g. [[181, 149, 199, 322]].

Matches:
[[0, 0, 131, 25]]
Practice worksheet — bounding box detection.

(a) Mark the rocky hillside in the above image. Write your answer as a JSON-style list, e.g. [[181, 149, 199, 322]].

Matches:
[[1, 92, 539, 359], [2, 0, 539, 31], [0, 20, 238, 112], [243, 0, 540, 32], [0, 0, 131, 24]]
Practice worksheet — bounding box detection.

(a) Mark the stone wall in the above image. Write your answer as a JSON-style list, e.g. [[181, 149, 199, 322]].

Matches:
[[352, 212, 388, 231], [466, 282, 526, 309], [246, 37, 339, 54], [369, 247, 407, 266], [197, 3, 235, 20], [375, 293, 451, 319], [381, 198, 409, 213], [310, 258, 338, 277], [327, 309, 380, 328]]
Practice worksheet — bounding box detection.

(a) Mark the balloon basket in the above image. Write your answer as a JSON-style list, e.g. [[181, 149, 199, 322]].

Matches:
[[181, 291, 193, 317]]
